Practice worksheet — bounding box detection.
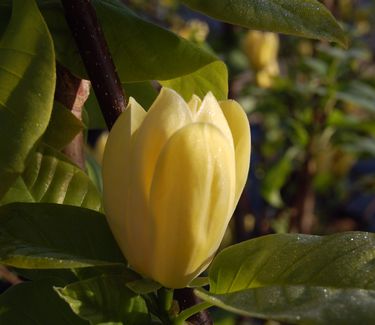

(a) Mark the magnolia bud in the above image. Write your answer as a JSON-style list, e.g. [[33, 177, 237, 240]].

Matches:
[[243, 30, 280, 87], [102, 88, 251, 288]]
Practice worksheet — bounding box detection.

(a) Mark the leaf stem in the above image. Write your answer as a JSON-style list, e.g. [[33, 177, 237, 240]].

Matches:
[[158, 287, 174, 312], [173, 301, 213, 325]]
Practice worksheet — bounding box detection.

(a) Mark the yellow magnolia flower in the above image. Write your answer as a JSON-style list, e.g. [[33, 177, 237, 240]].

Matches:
[[102, 88, 251, 288]]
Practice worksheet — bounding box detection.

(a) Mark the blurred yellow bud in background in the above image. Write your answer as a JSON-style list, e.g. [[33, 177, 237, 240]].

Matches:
[[102, 88, 251, 288], [243, 30, 280, 88], [174, 19, 209, 44]]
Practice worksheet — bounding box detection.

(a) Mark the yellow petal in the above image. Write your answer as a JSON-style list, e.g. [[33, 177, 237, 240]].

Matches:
[[149, 123, 236, 288], [219, 100, 251, 207], [187, 94, 202, 114], [102, 97, 146, 267], [126, 88, 193, 274], [194, 92, 233, 145], [131, 87, 192, 202]]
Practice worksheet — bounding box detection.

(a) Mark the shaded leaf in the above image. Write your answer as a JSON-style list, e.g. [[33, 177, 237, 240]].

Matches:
[[0, 202, 125, 269], [182, 0, 347, 47], [55, 275, 150, 325], [0, 0, 55, 198], [0, 279, 87, 324], [38, 0, 220, 81], [196, 286, 375, 325]]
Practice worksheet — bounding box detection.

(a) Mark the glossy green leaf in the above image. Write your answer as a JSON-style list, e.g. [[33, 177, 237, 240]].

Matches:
[[0, 202, 125, 269], [210, 232, 375, 293], [43, 101, 84, 150], [0, 0, 55, 198], [196, 286, 375, 325], [55, 275, 150, 325], [1, 145, 102, 210], [196, 232, 375, 324], [0, 279, 87, 324], [182, 0, 348, 47], [160, 61, 228, 101]]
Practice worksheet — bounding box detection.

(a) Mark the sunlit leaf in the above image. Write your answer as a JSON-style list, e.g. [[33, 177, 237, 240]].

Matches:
[[1, 145, 102, 211], [0, 0, 55, 198], [196, 232, 375, 324]]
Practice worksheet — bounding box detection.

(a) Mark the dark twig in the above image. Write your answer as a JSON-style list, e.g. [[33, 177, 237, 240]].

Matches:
[[61, 0, 126, 130]]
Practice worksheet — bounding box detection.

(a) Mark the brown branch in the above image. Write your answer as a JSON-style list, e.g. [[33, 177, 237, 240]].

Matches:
[[61, 0, 126, 130], [55, 63, 90, 170], [0, 266, 22, 286]]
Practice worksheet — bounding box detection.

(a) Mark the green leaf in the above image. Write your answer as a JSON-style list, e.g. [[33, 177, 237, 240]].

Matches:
[[1, 0, 228, 102], [160, 61, 228, 101], [55, 275, 150, 325], [43, 101, 84, 150], [196, 286, 375, 325], [1, 145, 102, 211], [327, 111, 375, 136], [0, 0, 55, 198], [210, 232, 375, 292], [188, 277, 209, 288], [0, 279, 87, 324], [182, 0, 348, 47], [196, 232, 375, 324], [0, 202, 125, 269], [336, 81, 375, 113]]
